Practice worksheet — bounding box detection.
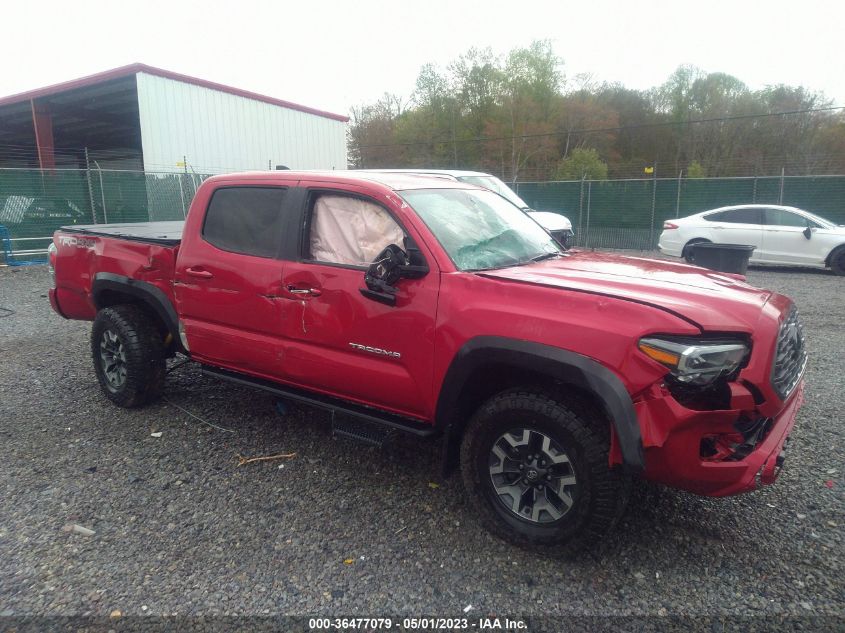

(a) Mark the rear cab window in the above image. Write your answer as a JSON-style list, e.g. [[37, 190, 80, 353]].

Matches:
[[202, 187, 287, 258]]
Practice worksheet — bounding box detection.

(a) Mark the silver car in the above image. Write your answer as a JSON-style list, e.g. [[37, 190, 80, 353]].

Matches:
[[356, 169, 574, 248]]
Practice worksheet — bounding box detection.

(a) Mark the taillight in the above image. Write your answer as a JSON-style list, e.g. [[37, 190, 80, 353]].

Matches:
[[48, 241, 57, 283], [663, 222, 679, 230]]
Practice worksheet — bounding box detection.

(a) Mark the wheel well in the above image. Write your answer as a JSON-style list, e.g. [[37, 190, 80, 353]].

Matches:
[[683, 237, 710, 250], [825, 243, 845, 266], [94, 289, 173, 350], [441, 362, 610, 476]]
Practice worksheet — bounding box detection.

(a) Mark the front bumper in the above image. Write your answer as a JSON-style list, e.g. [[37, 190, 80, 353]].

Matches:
[[636, 380, 804, 496]]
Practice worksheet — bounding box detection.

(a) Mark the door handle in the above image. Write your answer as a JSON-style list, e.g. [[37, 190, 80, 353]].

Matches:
[[286, 285, 321, 297], [186, 267, 213, 279]]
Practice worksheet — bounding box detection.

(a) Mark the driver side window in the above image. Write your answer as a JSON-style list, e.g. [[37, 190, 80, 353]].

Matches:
[[763, 208, 815, 227], [308, 194, 406, 267]]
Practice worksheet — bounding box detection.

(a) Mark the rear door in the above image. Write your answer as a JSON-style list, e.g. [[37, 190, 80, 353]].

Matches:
[[702, 207, 764, 259], [759, 207, 820, 265], [278, 183, 440, 420], [174, 185, 291, 380]]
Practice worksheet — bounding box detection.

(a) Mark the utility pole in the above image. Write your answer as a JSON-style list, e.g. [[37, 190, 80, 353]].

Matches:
[[578, 174, 586, 244], [649, 162, 658, 248], [675, 169, 683, 218], [84, 147, 97, 223], [584, 181, 592, 249], [94, 161, 108, 223]]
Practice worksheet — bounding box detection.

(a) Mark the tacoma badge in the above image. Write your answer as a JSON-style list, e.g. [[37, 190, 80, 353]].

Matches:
[[348, 342, 401, 359]]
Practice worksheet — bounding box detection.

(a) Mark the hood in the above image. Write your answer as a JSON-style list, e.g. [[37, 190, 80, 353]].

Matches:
[[527, 210, 572, 231], [479, 251, 773, 332]]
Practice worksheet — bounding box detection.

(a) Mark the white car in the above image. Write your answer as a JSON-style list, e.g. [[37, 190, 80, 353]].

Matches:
[[357, 169, 574, 247], [659, 204, 845, 275]]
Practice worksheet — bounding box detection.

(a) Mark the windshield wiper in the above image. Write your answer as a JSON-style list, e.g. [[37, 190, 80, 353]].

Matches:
[[530, 252, 561, 263]]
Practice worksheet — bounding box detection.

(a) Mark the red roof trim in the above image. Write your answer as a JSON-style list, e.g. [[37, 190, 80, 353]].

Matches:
[[0, 63, 349, 122]]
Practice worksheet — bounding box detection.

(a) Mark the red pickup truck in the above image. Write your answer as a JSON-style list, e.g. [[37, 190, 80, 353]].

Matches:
[[49, 171, 806, 551]]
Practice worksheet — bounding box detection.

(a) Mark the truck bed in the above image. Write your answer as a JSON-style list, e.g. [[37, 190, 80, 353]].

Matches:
[[61, 221, 184, 246], [52, 221, 182, 323]]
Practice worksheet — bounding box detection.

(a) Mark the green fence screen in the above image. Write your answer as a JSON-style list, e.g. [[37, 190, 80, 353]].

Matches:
[[515, 175, 845, 250], [1, 168, 844, 263], [0, 168, 210, 263]]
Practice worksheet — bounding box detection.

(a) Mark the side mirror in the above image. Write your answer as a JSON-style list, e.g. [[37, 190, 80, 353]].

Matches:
[[401, 235, 430, 278], [803, 222, 813, 240], [359, 244, 409, 307], [359, 239, 430, 307]]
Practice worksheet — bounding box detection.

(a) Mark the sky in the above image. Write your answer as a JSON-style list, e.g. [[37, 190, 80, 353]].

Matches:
[[3, 0, 844, 116]]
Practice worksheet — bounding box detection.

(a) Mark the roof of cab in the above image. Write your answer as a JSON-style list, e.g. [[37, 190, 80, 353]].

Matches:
[[355, 168, 494, 179], [204, 170, 481, 192]]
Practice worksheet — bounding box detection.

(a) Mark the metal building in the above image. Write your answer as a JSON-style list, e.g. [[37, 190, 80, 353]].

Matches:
[[0, 63, 348, 173]]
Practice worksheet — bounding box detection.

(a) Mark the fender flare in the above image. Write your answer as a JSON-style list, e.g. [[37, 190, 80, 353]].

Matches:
[[436, 336, 644, 473], [91, 273, 184, 352]]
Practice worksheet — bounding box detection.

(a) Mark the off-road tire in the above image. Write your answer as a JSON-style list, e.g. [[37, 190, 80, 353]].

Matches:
[[91, 305, 166, 408], [682, 238, 710, 264], [829, 245, 845, 276], [460, 390, 630, 554]]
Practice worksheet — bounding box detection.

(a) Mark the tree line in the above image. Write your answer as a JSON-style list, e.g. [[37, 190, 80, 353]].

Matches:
[[348, 41, 845, 182]]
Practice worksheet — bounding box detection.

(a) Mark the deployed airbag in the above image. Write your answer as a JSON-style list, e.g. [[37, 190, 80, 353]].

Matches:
[[310, 195, 405, 266]]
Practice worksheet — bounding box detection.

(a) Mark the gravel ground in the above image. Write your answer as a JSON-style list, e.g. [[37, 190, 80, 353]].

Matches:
[[0, 262, 842, 624]]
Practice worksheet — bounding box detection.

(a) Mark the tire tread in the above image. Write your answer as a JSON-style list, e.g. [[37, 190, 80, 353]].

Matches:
[[829, 245, 845, 276], [91, 304, 165, 408], [460, 389, 630, 555]]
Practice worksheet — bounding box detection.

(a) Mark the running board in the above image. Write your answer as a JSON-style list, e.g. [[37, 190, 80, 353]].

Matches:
[[201, 365, 438, 438], [332, 417, 391, 448]]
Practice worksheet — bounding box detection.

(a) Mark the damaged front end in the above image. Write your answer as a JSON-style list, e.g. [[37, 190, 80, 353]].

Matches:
[[632, 379, 802, 496], [628, 305, 807, 497], [700, 415, 773, 462]]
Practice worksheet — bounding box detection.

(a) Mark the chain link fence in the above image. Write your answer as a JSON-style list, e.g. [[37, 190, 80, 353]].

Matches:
[[0, 168, 211, 264], [516, 175, 845, 250], [2, 168, 845, 264]]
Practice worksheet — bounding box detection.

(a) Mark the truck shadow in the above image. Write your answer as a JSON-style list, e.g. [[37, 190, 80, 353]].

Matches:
[[161, 365, 782, 571]]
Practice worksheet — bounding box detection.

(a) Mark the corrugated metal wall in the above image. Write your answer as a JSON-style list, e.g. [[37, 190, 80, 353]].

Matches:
[[135, 73, 347, 174]]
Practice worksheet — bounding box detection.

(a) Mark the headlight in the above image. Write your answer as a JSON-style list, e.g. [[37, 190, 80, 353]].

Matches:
[[638, 337, 749, 386]]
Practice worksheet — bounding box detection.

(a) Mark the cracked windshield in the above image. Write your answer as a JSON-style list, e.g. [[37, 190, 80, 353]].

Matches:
[[401, 188, 559, 270]]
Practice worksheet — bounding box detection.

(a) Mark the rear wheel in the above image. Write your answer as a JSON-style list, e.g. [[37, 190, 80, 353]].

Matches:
[[829, 246, 845, 276], [91, 305, 166, 408], [682, 238, 710, 264], [460, 390, 630, 553]]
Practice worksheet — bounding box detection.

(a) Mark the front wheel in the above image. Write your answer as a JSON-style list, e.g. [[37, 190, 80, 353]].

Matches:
[[460, 390, 630, 553], [91, 305, 166, 408], [829, 246, 845, 276]]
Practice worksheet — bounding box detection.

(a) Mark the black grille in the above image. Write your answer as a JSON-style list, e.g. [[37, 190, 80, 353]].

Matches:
[[771, 307, 807, 399]]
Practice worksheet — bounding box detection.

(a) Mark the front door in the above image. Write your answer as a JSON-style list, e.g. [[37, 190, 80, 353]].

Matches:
[[759, 207, 819, 265], [279, 185, 440, 420], [174, 185, 290, 380]]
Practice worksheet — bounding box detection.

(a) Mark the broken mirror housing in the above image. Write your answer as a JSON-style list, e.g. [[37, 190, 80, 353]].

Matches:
[[638, 337, 749, 386]]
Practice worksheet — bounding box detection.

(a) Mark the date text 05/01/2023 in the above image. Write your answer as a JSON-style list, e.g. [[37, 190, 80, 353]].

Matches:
[[308, 617, 528, 630]]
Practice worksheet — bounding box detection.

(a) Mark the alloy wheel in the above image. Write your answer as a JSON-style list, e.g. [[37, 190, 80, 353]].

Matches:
[[488, 428, 578, 524], [100, 329, 127, 389]]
